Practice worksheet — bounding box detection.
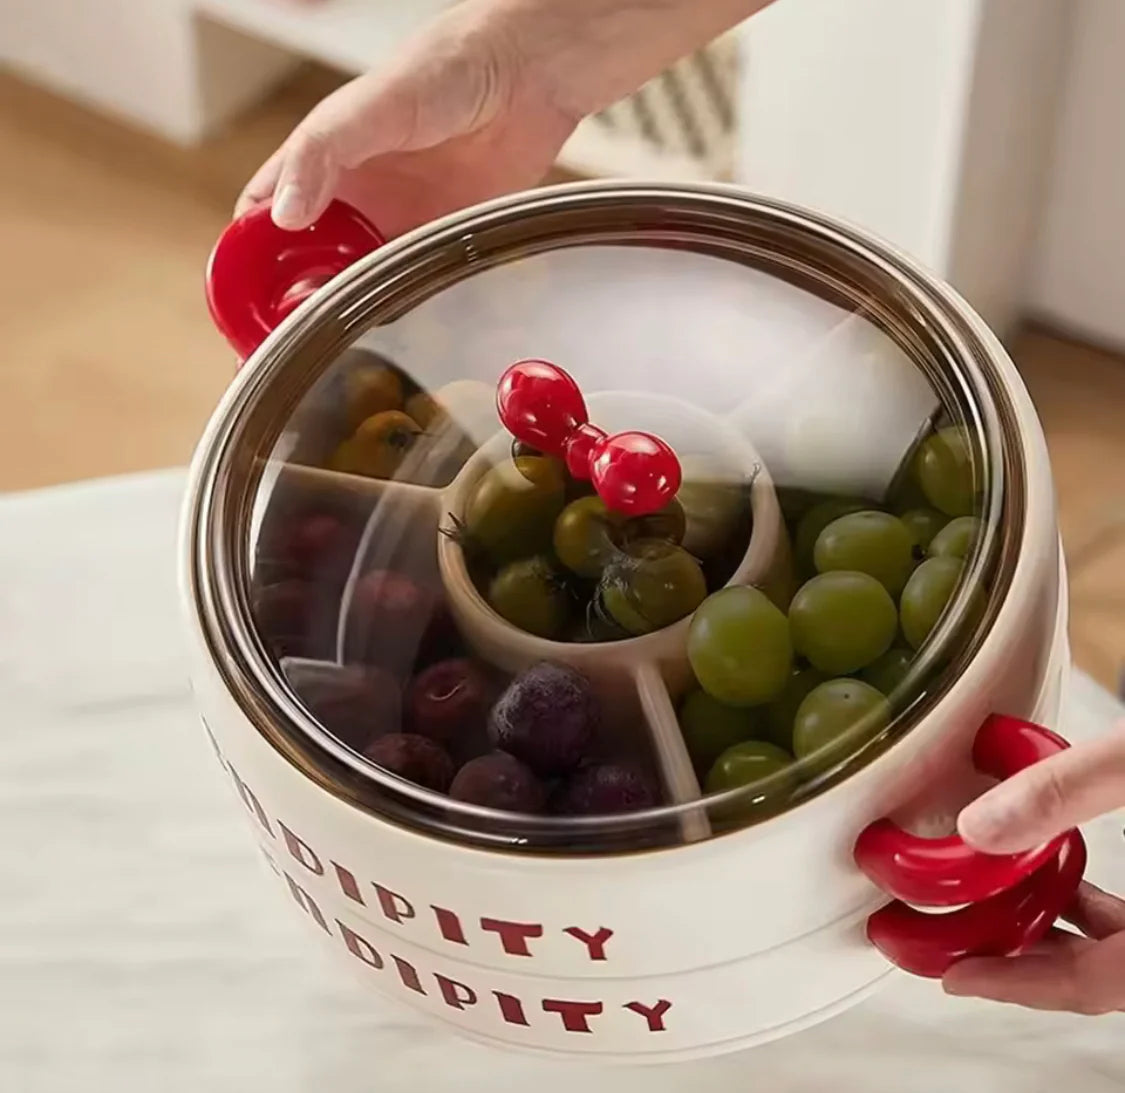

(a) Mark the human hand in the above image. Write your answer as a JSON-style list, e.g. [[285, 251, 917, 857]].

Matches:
[[945, 726, 1125, 1014], [235, 0, 773, 237], [235, 1, 578, 237]]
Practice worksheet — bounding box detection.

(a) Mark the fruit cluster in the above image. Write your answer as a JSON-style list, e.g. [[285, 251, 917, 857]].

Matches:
[[253, 508, 658, 815], [324, 350, 475, 486], [251, 506, 362, 661], [677, 425, 986, 804], [453, 452, 751, 643]]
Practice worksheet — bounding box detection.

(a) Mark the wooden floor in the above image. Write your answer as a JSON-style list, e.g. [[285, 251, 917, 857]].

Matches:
[[3, 69, 1123, 693]]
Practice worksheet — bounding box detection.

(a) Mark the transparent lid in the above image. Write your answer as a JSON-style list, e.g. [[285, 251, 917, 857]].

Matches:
[[203, 185, 1010, 854]]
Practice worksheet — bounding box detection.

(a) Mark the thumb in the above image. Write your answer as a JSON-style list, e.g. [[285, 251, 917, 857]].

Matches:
[[957, 724, 1125, 853], [268, 73, 422, 230]]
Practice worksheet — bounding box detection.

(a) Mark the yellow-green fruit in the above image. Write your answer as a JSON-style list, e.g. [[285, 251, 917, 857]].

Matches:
[[330, 410, 422, 479]]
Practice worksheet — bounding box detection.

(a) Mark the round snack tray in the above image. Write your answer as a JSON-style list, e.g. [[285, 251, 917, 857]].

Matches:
[[249, 352, 939, 845]]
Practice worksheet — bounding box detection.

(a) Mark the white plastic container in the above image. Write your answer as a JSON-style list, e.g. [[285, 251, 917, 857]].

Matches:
[[182, 183, 1081, 1062]]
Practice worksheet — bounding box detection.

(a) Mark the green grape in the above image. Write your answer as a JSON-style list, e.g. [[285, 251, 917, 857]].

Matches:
[[898, 508, 950, 552], [764, 667, 827, 752], [813, 510, 916, 595], [928, 516, 981, 560], [464, 456, 566, 564], [776, 487, 824, 524], [899, 556, 986, 649], [886, 467, 930, 513], [913, 427, 978, 517], [600, 541, 706, 636], [488, 556, 569, 639], [794, 498, 870, 575], [793, 679, 890, 759], [789, 572, 898, 675], [705, 740, 793, 794], [679, 689, 759, 774], [688, 586, 794, 706], [860, 648, 914, 695]]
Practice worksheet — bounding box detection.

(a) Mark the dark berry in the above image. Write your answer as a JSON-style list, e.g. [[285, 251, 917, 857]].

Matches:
[[285, 514, 352, 573], [348, 569, 436, 673], [281, 661, 401, 751], [488, 662, 598, 776], [553, 762, 658, 815], [363, 733, 454, 792], [450, 753, 546, 813], [406, 659, 492, 744]]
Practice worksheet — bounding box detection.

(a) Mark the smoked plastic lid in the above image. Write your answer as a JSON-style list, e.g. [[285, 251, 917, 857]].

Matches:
[[197, 184, 1011, 854]]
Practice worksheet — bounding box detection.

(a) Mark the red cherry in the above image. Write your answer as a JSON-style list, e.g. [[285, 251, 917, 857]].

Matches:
[[591, 432, 682, 517], [563, 423, 606, 481], [497, 360, 588, 456]]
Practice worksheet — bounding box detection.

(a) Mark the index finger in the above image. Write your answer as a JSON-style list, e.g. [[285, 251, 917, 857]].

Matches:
[[957, 723, 1125, 854]]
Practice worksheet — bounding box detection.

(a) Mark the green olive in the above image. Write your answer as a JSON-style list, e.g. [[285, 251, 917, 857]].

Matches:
[[600, 541, 707, 636], [463, 456, 567, 565], [488, 556, 569, 639]]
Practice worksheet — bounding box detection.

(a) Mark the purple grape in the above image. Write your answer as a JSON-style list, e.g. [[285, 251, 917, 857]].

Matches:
[[487, 662, 598, 776], [553, 762, 658, 816], [348, 569, 436, 673], [407, 658, 492, 744], [284, 513, 353, 573], [363, 733, 455, 792], [450, 752, 546, 812], [281, 661, 401, 751]]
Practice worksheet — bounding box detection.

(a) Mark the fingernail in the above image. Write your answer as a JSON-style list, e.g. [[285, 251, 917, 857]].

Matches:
[[958, 787, 1024, 850], [271, 183, 308, 230]]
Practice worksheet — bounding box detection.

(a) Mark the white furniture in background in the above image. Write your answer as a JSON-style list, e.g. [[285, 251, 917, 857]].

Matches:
[[737, 0, 1073, 338], [1028, 0, 1125, 353]]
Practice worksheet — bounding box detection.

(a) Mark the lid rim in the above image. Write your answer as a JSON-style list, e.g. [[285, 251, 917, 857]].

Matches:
[[186, 182, 1025, 855]]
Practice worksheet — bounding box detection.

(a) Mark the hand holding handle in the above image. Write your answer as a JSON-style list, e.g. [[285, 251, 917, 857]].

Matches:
[[855, 715, 1086, 978]]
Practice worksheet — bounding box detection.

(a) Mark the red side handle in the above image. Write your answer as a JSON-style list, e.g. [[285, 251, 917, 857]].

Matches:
[[205, 200, 385, 361], [855, 715, 1086, 978]]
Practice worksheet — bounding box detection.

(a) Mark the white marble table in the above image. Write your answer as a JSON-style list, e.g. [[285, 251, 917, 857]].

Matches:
[[2, 469, 1123, 1093]]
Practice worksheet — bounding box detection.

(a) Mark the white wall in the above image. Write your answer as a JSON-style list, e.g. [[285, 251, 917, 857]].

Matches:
[[736, 0, 1070, 336], [945, 0, 1072, 336], [737, 0, 982, 271], [1028, 0, 1125, 351]]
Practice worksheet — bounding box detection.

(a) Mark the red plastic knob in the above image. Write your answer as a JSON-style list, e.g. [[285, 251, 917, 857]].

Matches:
[[496, 359, 682, 516], [866, 829, 1087, 978], [856, 715, 1086, 978], [205, 200, 386, 361], [590, 431, 682, 517]]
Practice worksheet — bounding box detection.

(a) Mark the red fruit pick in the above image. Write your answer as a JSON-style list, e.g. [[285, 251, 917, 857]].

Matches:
[[591, 431, 682, 517], [497, 359, 588, 456]]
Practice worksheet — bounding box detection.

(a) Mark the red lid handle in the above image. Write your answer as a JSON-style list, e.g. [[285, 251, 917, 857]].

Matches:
[[856, 715, 1087, 977], [866, 829, 1087, 978], [205, 200, 386, 361], [497, 359, 682, 517]]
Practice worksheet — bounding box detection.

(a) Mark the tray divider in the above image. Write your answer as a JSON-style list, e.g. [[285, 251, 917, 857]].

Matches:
[[633, 663, 712, 843]]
